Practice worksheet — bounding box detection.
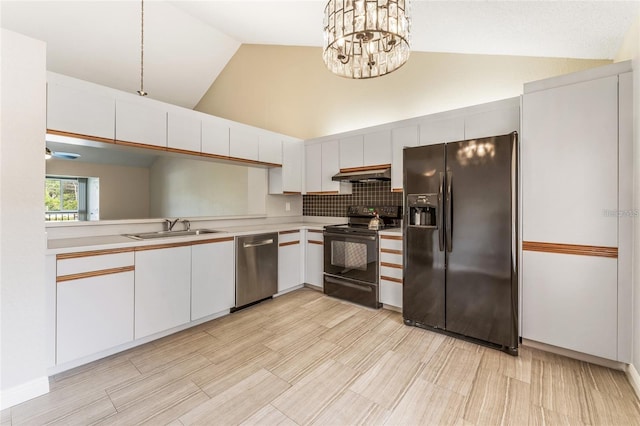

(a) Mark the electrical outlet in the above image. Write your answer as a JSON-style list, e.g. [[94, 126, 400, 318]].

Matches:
[[285, 202, 291, 211]]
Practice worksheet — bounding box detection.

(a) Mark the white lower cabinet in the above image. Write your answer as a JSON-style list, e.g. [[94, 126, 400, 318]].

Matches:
[[305, 230, 324, 288], [191, 239, 235, 321], [135, 246, 191, 339], [522, 251, 618, 360], [57, 271, 134, 364], [278, 231, 302, 293], [379, 234, 403, 308]]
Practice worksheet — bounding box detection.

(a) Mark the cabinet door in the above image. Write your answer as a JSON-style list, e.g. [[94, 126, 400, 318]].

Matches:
[[364, 130, 391, 166], [282, 139, 303, 193], [115, 98, 167, 147], [522, 76, 618, 246], [305, 143, 322, 193], [167, 110, 201, 153], [390, 125, 418, 191], [259, 133, 283, 165], [229, 127, 259, 161], [57, 271, 134, 364], [278, 232, 302, 292], [321, 140, 342, 193], [464, 105, 519, 140], [135, 246, 191, 339], [201, 116, 230, 157], [522, 251, 617, 360], [339, 135, 363, 169], [420, 117, 464, 146], [47, 83, 115, 140], [305, 231, 324, 287], [191, 239, 235, 321]]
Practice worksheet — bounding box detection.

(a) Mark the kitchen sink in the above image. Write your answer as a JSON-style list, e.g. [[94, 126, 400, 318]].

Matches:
[[124, 229, 225, 240]]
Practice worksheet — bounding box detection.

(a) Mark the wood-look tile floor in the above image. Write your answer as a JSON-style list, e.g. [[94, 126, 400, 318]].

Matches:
[[3, 288, 640, 425]]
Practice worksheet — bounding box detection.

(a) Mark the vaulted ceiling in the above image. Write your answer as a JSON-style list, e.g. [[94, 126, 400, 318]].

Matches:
[[2, 1, 638, 108]]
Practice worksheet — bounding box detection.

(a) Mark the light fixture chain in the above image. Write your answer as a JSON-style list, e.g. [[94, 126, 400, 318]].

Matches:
[[137, 0, 148, 96]]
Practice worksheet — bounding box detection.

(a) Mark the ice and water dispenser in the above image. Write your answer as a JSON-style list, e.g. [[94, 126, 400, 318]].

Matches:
[[407, 194, 438, 227]]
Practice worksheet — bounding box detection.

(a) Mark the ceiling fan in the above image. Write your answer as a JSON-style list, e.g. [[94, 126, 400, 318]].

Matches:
[[45, 147, 80, 160]]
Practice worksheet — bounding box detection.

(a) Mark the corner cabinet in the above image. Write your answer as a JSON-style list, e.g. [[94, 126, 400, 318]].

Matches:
[[379, 233, 403, 308], [521, 62, 632, 362], [269, 138, 303, 195], [55, 249, 135, 365], [134, 244, 191, 339]]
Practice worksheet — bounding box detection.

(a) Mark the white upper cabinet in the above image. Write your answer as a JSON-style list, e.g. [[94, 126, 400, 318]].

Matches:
[[229, 126, 259, 161], [305, 143, 322, 193], [363, 130, 391, 166], [339, 131, 391, 169], [47, 82, 115, 140], [270, 139, 303, 194], [420, 117, 464, 146], [259, 133, 283, 165], [115, 98, 167, 148], [339, 135, 364, 169], [167, 110, 201, 153], [201, 115, 230, 157], [464, 103, 520, 140], [390, 125, 419, 191], [322, 139, 351, 193]]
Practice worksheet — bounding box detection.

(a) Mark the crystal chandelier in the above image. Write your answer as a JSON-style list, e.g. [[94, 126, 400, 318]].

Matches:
[[323, 0, 411, 79]]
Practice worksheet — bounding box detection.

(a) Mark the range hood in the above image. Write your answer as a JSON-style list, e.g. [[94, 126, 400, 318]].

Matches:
[[332, 167, 391, 183]]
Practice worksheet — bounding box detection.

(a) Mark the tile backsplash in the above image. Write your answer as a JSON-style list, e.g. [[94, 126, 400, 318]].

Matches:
[[303, 181, 402, 217]]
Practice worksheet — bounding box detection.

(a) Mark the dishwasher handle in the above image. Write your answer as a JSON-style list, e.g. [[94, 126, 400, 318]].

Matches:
[[243, 239, 274, 248]]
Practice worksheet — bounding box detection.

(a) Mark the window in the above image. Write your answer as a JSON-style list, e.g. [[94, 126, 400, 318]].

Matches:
[[45, 176, 85, 221]]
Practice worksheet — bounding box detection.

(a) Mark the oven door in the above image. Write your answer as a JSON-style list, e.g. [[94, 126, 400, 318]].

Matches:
[[323, 231, 378, 283]]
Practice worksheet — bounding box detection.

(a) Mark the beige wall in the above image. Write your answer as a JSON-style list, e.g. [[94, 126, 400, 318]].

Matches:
[[615, 17, 639, 62], [195, 45, 610, 139], [46, 160, 150, 220]]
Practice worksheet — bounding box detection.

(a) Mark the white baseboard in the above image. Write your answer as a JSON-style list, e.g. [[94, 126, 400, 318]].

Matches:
[[0, 376, 49, 410], [626, 363, 640, 401], [521, 339, 626, 371]]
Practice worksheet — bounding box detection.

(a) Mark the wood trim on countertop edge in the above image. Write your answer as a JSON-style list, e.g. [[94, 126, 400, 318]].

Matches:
[[57, 266, 135, 283], [381, 262, 402, 269], [279, 240, 300, 247], [340, 164, 391, 173], [189, 236, 235, 246], [57, 247, 135, 260], [381, 275, 403, 284], [522, 241, 618, 258], [380, 235, 403, 241], [134, 241, 196, 251], [381, 248, 402, 255]]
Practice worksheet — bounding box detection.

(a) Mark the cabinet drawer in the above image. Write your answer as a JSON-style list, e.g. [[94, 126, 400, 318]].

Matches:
[[380, 251, 403, 265], [380, 264, 403, 281], [57, 250, 134, 277], [306, 229, 324, 245], [380, 280, 402, 308], [279, 230, 301, 245], [380, 237, 403, 251]]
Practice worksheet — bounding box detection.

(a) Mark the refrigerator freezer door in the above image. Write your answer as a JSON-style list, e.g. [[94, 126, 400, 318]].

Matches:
[[444, 134, 517, 349], [403, 144, 446, 328]]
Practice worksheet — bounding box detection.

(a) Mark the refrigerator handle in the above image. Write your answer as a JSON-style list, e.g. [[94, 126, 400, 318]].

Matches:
[[438, 172, 445, 251], [446, 171, 453, 252]]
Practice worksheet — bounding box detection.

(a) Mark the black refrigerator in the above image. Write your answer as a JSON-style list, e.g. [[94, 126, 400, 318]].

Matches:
[[402, 132, 518, 355]]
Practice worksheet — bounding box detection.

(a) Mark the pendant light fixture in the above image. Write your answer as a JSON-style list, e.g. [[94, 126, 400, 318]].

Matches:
[[136, 0, 147, 96], [323, 0, 411, 79]]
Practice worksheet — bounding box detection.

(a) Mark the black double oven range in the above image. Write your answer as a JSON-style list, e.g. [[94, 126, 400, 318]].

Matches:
[[323, 206, 402, 309]]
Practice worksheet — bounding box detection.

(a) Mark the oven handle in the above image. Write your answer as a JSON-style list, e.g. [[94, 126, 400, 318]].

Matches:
[[322, 232, 377, 241]]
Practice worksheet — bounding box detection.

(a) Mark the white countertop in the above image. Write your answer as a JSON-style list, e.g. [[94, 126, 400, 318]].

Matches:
[[46, 221, 333, 255]]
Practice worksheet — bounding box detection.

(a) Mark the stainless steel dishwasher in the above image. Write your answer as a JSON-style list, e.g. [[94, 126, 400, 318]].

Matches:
[[234, 233, 278, 310]]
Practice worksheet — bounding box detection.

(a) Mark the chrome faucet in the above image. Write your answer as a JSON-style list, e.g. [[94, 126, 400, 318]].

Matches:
[[165, 218, 180, 231], [182, 219, 191, 231]]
